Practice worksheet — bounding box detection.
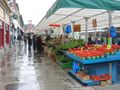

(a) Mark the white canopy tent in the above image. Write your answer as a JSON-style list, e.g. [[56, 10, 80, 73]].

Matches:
[[33, 0, 120, 39], [33, 0, 120, 79]]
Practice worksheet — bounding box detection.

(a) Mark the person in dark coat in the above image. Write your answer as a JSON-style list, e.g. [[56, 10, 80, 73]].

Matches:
[[87, 37, 96, 45], [33, 35, 36, 51], [24, 35, 27, 46], [17, 34, 22, 46], [36, 36, 42, 52], [28, 35, 32, 50]]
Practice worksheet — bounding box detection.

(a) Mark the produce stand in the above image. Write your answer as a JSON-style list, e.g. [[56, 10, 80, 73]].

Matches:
[[33, 0, 120, 87], [65, 48, 120, 86], [54, 39, 84, 69]]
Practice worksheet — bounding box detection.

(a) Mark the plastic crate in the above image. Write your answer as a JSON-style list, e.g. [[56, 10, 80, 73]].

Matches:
[[91, 74, 111, 81], [66, 52, 107, 64]]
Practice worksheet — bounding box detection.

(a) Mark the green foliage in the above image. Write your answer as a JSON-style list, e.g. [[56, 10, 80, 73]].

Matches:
[[55, 39, 84, 63], [55, 39, 84, 51]]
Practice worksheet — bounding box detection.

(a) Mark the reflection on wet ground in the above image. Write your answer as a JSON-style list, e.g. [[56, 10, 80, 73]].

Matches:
[[0, 44, 85, 90], [2, 43, 120, 90]]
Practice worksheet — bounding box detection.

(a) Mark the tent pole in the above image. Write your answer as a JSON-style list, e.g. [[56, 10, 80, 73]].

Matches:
[[108, 10, 113, 78], [84, 17, 89, 45], [71, 21, 75, 39], [108, 11, 113, 46], [94, 27, 97, 41]]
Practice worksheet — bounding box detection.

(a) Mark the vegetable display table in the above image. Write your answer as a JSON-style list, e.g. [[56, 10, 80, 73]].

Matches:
[[65, 51, 120, 86]]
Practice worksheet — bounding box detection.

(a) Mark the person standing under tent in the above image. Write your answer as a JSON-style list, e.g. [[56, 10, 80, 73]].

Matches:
[[36, 36, 43, 53]]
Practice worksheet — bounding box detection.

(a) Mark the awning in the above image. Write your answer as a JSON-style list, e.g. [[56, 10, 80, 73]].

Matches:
[[33, 0, 120, 33], [46, 0, 120, 18]]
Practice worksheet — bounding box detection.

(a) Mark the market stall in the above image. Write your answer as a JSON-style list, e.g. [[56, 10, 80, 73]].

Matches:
[[66, 44, 120, 85], [33, 0, 120, 86]]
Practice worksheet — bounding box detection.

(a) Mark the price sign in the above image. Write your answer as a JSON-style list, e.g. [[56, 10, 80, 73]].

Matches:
[[92, 19, 97, 28], [73, 24, 81, 32]]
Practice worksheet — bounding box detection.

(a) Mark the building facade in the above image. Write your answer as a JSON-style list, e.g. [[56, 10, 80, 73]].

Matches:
[[0, 0, 24, 57], [8, 0, 24, 47], [0, 0, 11, 55]]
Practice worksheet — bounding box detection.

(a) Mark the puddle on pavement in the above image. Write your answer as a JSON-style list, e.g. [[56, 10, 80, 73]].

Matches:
[[4, 82, 40, 90]]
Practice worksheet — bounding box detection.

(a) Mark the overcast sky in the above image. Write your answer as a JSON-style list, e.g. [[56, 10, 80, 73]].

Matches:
[[17, 0, 56, 25]]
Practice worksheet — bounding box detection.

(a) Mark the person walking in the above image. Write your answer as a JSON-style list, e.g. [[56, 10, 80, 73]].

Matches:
[[36, 36, 42, 53], [17, 34, 22, 47], [24, 35, 27, 46], [33, 35, 36, 51], [28, 35, 32, 50]]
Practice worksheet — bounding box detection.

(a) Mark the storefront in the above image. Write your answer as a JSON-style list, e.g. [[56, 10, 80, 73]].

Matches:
[[5, 13, 10, 46], [0, 6, 4, 49], [0, 20, 4, 49], [0, 0, 11, 51]]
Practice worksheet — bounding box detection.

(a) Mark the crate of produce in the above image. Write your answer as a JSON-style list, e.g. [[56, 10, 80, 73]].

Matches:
[[91, 74, 111, 81], [66, 52, 107, 64]]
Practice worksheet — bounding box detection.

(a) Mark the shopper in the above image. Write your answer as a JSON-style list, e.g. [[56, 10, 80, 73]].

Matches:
[[33, 35, 36, 51], [36, 36, 43, 53], [17, 34, 22, 47], [87, 37, 96, 45], [28, 35, 32, 50], [24, 35, 27, 46]]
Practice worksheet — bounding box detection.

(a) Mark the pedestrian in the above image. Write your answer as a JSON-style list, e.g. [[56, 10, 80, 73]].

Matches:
[[33, 35, 36, 51], [36, 36, 42, 53], [87, 37, 96, 45], [28, 35, 32, 50], [17, 34, 22, 47], [24, 35, 27, 46]]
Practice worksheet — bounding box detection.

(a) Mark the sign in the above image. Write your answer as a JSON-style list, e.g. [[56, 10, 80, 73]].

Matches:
[[92, 19, 97, 28], [12, 14, 18, 20], [73, 24, 81, 32], [110, 26, 116, 38], [49, 24, 60, 27], [65, 25, 71, 33]]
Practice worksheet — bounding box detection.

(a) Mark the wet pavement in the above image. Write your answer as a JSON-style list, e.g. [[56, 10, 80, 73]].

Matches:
[[0, 43, 86, 90], [0, 43, 120, 90]]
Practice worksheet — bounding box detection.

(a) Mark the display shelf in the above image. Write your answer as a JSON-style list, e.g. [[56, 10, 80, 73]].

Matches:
[[68, 70, 99, 86], [66, 51, 120, 64], [65, 51, 120, 85], [106, 51, 120, 61], [66, 52, 107, 64], [106, 54, 120, 61]]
